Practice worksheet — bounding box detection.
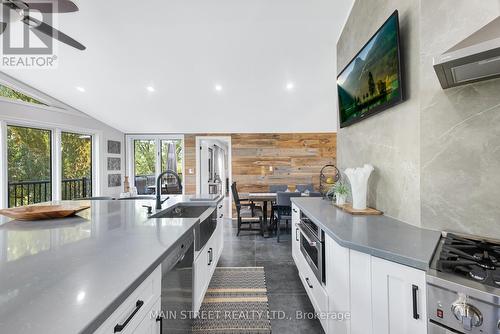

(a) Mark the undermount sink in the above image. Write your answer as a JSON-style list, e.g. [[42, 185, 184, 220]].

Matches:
[[151, 205, 210, 218]]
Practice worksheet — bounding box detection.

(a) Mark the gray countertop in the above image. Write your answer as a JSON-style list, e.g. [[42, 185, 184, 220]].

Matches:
[[291, 197, 441, 271], [0, 194, 222, 334]]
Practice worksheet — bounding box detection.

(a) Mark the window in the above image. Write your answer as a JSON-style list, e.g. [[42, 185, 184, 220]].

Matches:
[[134, 139, 156, 195], [0, 84, 45, 105], [61, 132, 92, 200], [7, 125, 52, 207]]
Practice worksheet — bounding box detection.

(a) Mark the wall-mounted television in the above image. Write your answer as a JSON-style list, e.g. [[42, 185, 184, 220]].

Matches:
[[337, 10, 404, 128]]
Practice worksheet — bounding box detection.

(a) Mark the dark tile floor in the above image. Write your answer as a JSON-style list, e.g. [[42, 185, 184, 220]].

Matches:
[[216, 219, 325, 334]]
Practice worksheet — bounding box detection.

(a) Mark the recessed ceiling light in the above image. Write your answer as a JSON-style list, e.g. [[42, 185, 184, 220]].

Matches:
[[285, 82, 295, 91], [214, 84, 223, 92], [146, 86, 155, 92], [76, 291, 86, 303], [76, 86, 85, 92]]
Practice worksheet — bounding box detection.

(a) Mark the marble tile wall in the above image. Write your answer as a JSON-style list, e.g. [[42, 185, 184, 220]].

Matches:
[[338, 0, 500, 237], [420, 0, 500, 239], [337, 0, 421, 226]]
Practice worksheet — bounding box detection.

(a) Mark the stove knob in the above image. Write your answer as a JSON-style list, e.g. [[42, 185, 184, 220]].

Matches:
[[451, 302, 483, 331]]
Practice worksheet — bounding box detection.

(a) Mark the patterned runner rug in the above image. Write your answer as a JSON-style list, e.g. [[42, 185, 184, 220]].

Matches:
[[192, 267, 272, 334]]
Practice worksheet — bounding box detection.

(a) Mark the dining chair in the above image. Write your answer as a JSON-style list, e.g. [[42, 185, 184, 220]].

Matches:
[[269, 184, 288, 193], [272, 191, 302, 242], [231, 182, 264, 236], [296, 184, 314, 193]]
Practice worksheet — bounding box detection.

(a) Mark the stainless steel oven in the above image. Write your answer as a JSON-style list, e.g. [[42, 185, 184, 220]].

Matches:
[[298, 213, 325, 283]]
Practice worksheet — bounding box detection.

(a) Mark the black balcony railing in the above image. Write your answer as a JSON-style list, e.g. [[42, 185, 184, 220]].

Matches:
[[61, 177, 92, 201], [8, 177, 92, 207]]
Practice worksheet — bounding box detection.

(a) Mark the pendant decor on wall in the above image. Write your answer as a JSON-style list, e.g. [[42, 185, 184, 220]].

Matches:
[[108, 174, 122, 187], [107, 157, 121, 171], [107, 140, 121, 154]]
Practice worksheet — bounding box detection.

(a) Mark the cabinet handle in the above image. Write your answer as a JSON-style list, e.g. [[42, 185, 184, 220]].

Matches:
[[412, 285, 420, 320], [295, 228, 299, 242], [114, 300, 144, 332], [219, 214, 223, 218], [156, 316, 163, 333], [208, 248, 213, 265], [219, 205, 223, 209], [293, 208, 298, 213], [305, 278, 313, 289]]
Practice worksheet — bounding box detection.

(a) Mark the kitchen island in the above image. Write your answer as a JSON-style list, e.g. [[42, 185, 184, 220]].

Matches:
[[0, 195, 222, 334]]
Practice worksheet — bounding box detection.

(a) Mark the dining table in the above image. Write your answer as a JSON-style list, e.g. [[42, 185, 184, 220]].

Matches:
[[239, 192, 320, 237]]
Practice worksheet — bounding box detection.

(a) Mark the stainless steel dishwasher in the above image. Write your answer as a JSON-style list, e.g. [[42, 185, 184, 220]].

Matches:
[[158, 230, 195, 333]]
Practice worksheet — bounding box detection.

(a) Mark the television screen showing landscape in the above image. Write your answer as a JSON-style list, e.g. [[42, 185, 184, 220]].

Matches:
[[337, 12, 402, 127]]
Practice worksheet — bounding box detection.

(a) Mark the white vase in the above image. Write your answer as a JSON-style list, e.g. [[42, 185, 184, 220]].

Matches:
[[336, 195, 346, 206], [344, 164, 374, 210]]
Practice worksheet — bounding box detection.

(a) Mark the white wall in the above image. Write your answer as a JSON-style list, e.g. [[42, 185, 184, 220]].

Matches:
[[0, 99, 125, 202]]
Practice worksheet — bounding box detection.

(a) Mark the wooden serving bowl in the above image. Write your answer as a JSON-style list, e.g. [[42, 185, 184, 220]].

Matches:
[[0, 204, 90, 221]]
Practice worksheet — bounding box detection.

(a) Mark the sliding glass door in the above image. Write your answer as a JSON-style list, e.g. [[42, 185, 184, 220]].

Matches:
[[134, 139, 157, 195], [128, 136, 184, 195]]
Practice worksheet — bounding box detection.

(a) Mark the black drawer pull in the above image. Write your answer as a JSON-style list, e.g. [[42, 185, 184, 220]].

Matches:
[[114, 300, 144, 332], [293, 208, 298, 213], [412, 285, 420, 320], [219, 214, 223, 218], [305, 278, 313, 289], [208, 248, 213, 265], [219, 205, 223, 209], [295, 228, 299, 242], [156, 316, 163, 333]]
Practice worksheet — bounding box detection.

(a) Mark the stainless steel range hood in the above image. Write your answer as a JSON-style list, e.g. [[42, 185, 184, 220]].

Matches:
[[434, 16, 500, 89]]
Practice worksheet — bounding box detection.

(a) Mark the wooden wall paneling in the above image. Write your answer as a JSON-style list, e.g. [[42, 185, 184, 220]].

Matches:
[[184, 133, 336, 196]]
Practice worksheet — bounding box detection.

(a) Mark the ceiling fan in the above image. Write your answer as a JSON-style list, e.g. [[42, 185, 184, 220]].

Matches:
[[0, 0, 85, 50]]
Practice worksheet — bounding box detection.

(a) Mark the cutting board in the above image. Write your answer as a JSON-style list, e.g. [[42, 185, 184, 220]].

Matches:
[[0, 204, 90, 221], [335, 203, 383, 215]]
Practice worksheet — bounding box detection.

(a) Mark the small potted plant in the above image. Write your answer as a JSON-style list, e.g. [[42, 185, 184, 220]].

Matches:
[[333, 181, 349, 206]]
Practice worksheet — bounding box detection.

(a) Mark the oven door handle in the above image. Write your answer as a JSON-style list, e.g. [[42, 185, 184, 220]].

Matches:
[[298, 224, 319, 247]]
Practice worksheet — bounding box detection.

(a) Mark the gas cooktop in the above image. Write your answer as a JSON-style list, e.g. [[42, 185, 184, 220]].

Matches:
[[427, 233, 500, 334], [432, 233, 500, 289]]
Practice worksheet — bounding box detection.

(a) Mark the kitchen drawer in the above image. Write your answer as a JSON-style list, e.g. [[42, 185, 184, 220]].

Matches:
[[297, 256, 328, 332], [94, 266, 161, 334], [131, 298, 161, 334]]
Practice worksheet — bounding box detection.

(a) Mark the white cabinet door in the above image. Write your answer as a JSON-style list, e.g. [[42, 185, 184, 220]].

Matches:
[[193, 252, 208, 314], [215, 203, 224, 259], [371, 256, 427, 334], [325, 235, 350, 334], [349, 250, 373, 334], [291, 204, 300, 262]]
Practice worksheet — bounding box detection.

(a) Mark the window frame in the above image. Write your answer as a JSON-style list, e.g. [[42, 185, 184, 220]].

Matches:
[[0, 119, 99, 208], [125, 134, 185, 194], [6, 124, 53, 207], [60, 131, 94, 200]]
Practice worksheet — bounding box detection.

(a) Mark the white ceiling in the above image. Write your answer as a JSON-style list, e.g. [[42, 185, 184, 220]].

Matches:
[[2, 0, 353, 133]]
